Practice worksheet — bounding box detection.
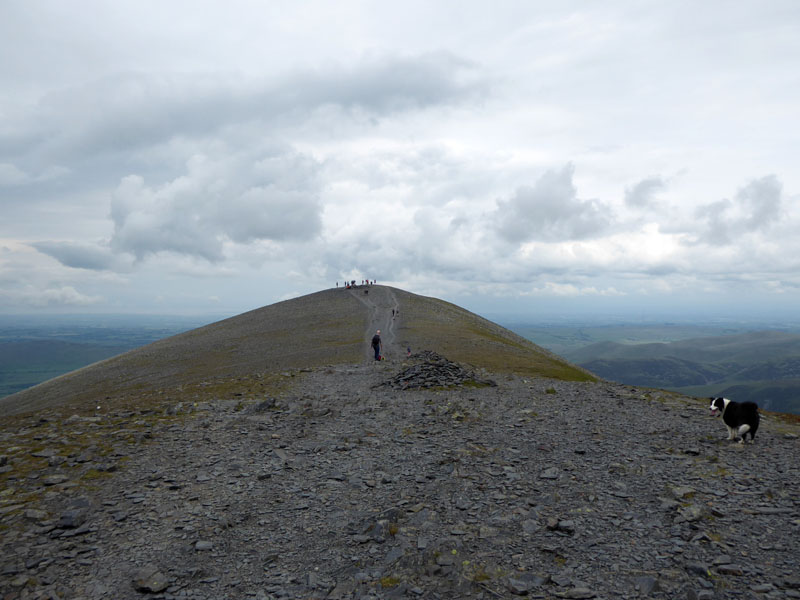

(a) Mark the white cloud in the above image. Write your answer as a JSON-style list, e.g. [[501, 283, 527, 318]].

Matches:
[[108, 147, 324, 261], [493, 164, 613, 243], [693, 175, 783, 244], [0, 285, 102, 308]]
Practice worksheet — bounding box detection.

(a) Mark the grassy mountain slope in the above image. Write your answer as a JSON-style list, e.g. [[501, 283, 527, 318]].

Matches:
[[392, 289, 595, 382], [0, 287, 591, 417], [0, 289, 366, 417]]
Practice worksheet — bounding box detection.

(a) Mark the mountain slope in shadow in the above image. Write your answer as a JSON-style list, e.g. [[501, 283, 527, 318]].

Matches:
[[0, 286, 593, 417]]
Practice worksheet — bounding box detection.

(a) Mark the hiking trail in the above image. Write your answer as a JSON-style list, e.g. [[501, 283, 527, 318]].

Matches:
[[348, 285, 400, 362]]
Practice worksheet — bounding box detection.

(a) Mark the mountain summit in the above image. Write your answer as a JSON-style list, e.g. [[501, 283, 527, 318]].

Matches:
[[0, 286, 591, 417]]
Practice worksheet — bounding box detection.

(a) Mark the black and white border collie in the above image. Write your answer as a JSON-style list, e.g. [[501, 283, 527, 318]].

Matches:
[[709, 397, 759, 443]]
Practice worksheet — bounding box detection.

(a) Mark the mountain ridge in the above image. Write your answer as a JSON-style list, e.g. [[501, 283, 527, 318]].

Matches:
[[0, 286, 592, 417]]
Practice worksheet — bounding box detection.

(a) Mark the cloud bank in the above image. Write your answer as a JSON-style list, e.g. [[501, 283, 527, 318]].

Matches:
[[1, 1, 799, 317]]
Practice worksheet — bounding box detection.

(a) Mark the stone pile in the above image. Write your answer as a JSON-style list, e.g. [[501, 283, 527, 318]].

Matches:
[[378, 351, 497, 390]]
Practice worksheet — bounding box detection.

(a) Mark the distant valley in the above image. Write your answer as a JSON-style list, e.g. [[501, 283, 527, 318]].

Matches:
[[510, 323, 800, 415], [0, 315, 219, 398]]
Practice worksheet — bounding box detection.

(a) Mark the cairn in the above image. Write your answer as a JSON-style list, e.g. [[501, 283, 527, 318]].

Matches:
[[378, 351, 497, 390]]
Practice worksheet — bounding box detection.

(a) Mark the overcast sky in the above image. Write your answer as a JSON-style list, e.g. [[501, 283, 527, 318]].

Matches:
[[2, 1, 799, 322]]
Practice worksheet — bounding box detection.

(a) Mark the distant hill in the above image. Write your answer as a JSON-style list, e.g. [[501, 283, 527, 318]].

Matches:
[[0, 286, 593, 417], [575, 356, 728, 388], [0, 340, 131, 398], [0, 314, 215, 400], [562, 331, 800, 415], [506, 323, 754, 356]]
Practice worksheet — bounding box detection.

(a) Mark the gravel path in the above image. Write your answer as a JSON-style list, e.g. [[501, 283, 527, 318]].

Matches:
[[2, 353, 799, 600], [350, 286, 401, 361]]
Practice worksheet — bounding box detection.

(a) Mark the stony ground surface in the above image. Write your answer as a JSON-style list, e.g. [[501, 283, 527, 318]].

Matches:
[[2, 354, 799, 600], [2, 288, 799, 599]]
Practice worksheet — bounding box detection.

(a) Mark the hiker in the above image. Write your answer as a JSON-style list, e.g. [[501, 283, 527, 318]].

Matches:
[[371, 330, 382, 361]]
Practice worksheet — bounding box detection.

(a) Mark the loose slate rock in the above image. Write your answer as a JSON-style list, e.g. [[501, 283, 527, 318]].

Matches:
[[686, 562, 711, 577], [716, 564, 744, 576], [58, 507, 88, 529], [132, 565, 169, 593], [540, 467, 560, 480], [677, 504, 704, 522], [635, 576, 659, 595], [557, 588, 596, 599], [378, 352, 496, 390], [507, 573, 549, 595], [43, 474, 68, 486]]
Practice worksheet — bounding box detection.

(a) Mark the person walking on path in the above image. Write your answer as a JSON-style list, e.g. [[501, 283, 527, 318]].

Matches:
[[371, 330, 382, 361]]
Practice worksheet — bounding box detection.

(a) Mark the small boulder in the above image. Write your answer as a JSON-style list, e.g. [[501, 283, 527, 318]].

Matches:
[[133, 565, 169, 593], [635, 576, 659, 595], [677, 504, 704, 523], [539, 467, 560, 480], [43, 474, 68, 486], [507, 573, 549, 595], [58, 507, 88, 529]]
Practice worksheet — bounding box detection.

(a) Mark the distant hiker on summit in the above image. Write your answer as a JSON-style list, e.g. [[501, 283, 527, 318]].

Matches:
[[371, 330, 382, 361]]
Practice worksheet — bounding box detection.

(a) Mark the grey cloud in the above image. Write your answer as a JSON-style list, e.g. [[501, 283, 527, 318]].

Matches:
[[5, 52, 486, 165], [0, 163, 29, 185], [108, 148, 324, 262], [493, 164, 612, 243], [109, 175, 224, 262], [35, 286, 102, 307], [624, 176, 665, 208], [641, 263, 680, 277], [290, 52, 485, 113], [218, 188, 322, 244], [0, 163, 69, 187], [694, 175, 782, 244], [735, 175, 782, 230], [31, 241, 124, 271]]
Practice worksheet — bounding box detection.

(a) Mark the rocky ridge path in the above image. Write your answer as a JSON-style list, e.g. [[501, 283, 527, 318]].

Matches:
[[350, 285, 400, 361], [1, 355, 799, 600]]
